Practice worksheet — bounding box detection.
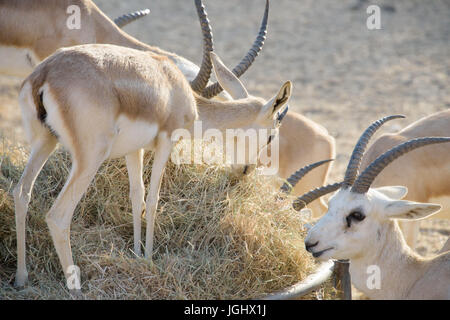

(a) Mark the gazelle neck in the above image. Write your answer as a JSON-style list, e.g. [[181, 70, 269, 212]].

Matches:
[[96, 21, 200, 81], [97, 21, 174, 58], [193, 95, 263, 132], [349, 221, 427, 299]]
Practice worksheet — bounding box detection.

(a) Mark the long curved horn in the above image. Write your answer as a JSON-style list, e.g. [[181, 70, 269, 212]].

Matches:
[[114, 9, 151, 28], [352, 137, 450, 194], [201, 0, 269, 98], [342, 115, 405, 188], [190, 0, 215, 93], [280, 159, 334, 193], [293, 183, 343, 211]]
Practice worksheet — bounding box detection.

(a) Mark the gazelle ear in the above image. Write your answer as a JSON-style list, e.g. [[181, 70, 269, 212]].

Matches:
[[210, 52, 248, 99], [383, 200, 442, 221], [374, 186, 408, 200], [261, 81, 292, 119]]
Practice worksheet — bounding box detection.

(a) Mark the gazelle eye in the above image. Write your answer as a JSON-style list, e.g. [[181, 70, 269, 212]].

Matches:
[[346, 211, 366, 227]]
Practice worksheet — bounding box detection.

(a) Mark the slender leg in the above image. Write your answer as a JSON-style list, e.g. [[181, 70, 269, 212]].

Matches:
[[13, 135, 57, 287], [125, 149, 145, 256], [45, 151, 106, 293], [145, 132, 173, 259]]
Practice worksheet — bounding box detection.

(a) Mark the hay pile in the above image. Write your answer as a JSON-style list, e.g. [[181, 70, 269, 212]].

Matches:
[[0, 137, 324, 299]]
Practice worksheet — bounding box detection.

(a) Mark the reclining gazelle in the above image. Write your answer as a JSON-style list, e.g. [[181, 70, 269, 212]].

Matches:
[[14, 37, 292, 297], [286, 116, 450, 299], [359, 110, 450, 249]]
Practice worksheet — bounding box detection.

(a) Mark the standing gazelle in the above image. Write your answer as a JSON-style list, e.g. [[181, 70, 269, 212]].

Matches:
[[14, 44, 292, 293], [288, 116, 450, 299], [1, 0, 336, 217]]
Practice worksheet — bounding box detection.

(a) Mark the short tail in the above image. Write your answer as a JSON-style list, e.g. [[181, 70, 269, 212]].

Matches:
[[25, 64, 49, 125]]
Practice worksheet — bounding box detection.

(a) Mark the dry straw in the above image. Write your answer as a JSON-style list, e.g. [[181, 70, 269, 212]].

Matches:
[[0, 136, 330, 299]]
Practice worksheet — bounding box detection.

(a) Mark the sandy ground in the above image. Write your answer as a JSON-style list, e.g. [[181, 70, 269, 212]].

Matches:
[[0, 0, 448, 261]]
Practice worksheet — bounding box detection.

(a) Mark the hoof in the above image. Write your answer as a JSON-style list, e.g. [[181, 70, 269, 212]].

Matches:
[[133, 248, 143, 258], [69, 289, 84, 300], [144, 250, 154, 261], [14, 272, 28, 288]]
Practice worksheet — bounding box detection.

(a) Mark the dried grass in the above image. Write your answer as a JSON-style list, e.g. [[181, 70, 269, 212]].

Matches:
[[0, 136, 327, 299]]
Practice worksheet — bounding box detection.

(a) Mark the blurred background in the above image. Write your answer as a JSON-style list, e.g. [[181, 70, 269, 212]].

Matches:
[[0, 0, 448, 255]]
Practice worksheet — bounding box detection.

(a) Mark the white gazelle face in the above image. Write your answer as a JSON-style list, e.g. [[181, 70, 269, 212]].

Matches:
[[304, 186, 442, 261], [210, 52, 292, 175]]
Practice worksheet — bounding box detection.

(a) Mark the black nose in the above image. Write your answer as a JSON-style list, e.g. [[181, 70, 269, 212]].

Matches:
[[305, 241, 319, 252]]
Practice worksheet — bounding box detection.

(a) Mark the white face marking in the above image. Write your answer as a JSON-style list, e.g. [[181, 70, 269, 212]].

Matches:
[[0, 45, 39, 77], [305, 185, 443, 261], [305, 188, 384, 261]]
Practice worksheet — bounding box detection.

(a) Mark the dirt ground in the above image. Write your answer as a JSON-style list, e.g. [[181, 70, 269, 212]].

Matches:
[[0, 0, 448, 265]]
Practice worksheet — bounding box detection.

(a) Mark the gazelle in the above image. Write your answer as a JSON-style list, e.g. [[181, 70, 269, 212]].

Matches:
[[13, 43, 292, 294], [1, 0, 335, 216], [0, 0, 153, 77], [359, 110, 450, 249], [290, 116, 450, 299]]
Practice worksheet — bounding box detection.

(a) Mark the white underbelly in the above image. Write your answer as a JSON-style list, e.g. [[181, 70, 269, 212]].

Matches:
[[0, 45, 38, 77], [109, 116, 159, 159]]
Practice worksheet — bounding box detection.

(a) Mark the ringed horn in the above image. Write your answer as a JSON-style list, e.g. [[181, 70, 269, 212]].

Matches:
[[114, 9, 151, 28], [351, 137, 450, 194], [292, 182, 342, 212], [280, 159, 334, 193], [112, 2, 214, 94], [190, 0, 215, 93], [114, 0, 269, 96], [342, 114, 405, 188], [201, 0, 270, 98], [113, 1, 214, 94]]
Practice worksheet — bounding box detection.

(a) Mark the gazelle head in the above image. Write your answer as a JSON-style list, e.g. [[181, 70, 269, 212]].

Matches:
[[210, 52, 291, 129], [209, 52, 292, 174], [284, 115, 450, 261], [304, 185, 442, 261]]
